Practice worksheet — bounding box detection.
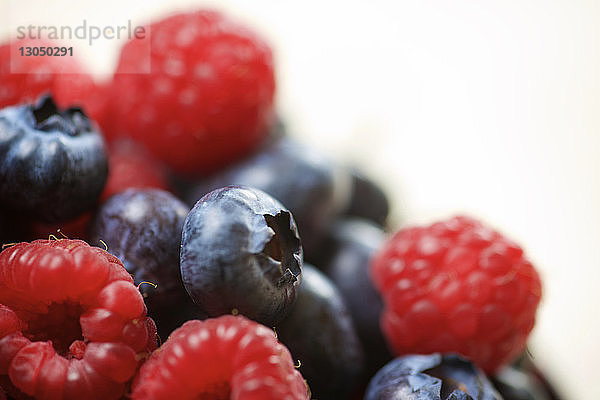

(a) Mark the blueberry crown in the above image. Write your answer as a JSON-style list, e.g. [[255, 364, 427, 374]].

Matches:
[[31, 95, 91, 136]]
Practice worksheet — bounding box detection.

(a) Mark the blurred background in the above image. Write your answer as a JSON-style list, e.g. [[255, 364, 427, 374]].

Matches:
[[2, 0, 599, 398]]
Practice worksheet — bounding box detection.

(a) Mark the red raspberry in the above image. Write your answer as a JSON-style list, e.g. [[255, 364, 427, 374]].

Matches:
[[109, 10, 276, 175], [370, 216, 542, 373], [131, 315, 309, 400], [0, 239, 157, 399], [0, 40, 105, 123], [100, 140, 171, 203]]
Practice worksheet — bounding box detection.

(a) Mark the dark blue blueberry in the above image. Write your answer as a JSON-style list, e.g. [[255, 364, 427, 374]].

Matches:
[[492, 366, 551, 400], [277, 264, 364, 400], [180, 185, 302, 327], [88, 188, 192, 337], [315, 218, 393, 379], [365, 353, 502, 400], [343, 167, 390, 226], [184, 138, 351, 255], [0, 96, 108, 222], [491, 354, 563, 400]]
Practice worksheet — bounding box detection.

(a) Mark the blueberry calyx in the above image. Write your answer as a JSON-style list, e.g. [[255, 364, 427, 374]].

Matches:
[[262, 211, 302, 287], [31, 95, 90, 136], [365, 353, 501, 400], [424, 364, 475, 399]]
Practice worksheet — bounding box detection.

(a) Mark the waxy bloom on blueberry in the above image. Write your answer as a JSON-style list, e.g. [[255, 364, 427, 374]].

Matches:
[[0, 96, 108, 223], [180, 186, 302, 327]]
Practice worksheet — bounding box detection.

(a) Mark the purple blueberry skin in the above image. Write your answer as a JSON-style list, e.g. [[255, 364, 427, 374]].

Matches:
[[491, 354, 563, 400], [343, 168, 390, 226], [180, 185, 303, 327], [316, 218, 393, 378], [277, 264, 364, 400], [183, 138, 351, 255], [492, 366, 551, 400], [0, 96, 108, 223], [365, 353, 502, 400], [88, 188, 190, 329]]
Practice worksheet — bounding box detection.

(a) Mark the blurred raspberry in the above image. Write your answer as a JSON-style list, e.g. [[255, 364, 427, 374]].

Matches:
[[108, 10, 276, 175], [370, 215, 542, 372]]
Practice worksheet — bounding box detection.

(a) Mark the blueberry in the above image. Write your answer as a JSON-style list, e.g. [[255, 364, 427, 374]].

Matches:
[[180, 185, 302, 327], [365, 353, 502, 400], [343, 167, 390, 226], [88, 188, 191, 336], [316, 218, 393, 378], [491, 354, 563, 400], [184, 138, 351, 254], [277, 264, 364, 400], [0, 96, 108, 222], [492, 366, 551, 400]]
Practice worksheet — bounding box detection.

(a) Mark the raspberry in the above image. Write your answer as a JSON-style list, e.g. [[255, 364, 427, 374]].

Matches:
[[0, 239, 157, 399], [131, 315, 309, 400], [0, 40, 105, 123], [370, 216, 542, 373], [99, 140, 171, 203], [109, 10, 276, 175]]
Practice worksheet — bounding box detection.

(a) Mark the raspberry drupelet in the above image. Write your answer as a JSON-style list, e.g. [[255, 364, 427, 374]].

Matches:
[[370, 215, 542, 373], [109, 10, 276, 175], [131, 315, 309, 400], [0, 239, 157, 400]]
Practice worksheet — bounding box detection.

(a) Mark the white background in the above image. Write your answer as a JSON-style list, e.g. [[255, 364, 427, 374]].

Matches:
[[3, 1, 599, 398]]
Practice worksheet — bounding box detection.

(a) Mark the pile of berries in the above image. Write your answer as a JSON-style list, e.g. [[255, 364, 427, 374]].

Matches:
[[0, 8, 558, 400]]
